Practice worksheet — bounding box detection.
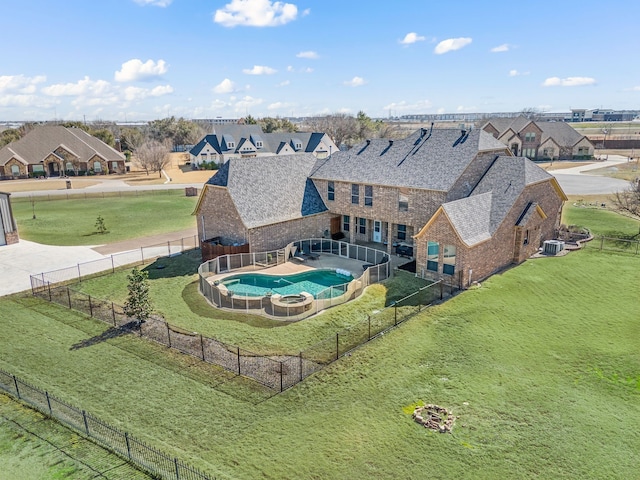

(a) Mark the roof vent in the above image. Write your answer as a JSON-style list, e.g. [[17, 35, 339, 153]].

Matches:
[[389, 140, 393, 146], [420, 128, 427, 137], [366, 139, 371, 145]]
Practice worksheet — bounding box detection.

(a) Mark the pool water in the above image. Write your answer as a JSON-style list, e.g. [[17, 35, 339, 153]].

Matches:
[[221, 270, 353, 298]]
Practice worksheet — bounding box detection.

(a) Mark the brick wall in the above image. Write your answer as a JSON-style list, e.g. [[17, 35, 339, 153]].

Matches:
[[416, 180, 564, 287], [249, 213, 331, 252], [195, 186, 249, 246], [2, 158, 27, 177]]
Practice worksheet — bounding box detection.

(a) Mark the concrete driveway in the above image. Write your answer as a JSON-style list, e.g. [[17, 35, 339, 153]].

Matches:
[[552, 155, 631, 195], [0, 240, 107, 296]]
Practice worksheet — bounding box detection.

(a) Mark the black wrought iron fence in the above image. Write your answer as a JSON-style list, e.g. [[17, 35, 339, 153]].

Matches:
[[0, 368, 214, 480]]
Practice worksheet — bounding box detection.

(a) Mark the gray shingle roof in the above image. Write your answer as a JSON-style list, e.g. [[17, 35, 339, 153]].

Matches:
[[483, 116, 592, 148], [443, 156, 553, 245], [310, 129, 507, 191], [205, 154, 327, 229], [0, 126, 125, 166]]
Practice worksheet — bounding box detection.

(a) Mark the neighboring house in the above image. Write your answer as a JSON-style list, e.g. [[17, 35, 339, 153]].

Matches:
[[482, 116, 594, 160], [189, 125, 338, 167], [0, 126, 126, 179], [194, 127, 567, 288], [0, 192, 19, 246]]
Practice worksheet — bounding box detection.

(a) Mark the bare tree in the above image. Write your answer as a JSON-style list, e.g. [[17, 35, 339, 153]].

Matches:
[[304, 114, 358, 148], [612, 180, 640, 232], [134, 140, 171, 177]]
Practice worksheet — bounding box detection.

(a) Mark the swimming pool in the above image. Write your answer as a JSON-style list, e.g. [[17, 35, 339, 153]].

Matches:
[[220, 270, 353, 298]]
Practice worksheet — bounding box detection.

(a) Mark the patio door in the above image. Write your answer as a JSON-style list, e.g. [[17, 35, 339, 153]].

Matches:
[[373, 220, 382, 243]]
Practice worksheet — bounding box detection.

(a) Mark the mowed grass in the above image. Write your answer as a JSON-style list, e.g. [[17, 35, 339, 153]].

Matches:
[[0, 244, 638, 479], [563, 200, 640, 238], [11, 192, 198, 245], [0, 394, 152, 479]]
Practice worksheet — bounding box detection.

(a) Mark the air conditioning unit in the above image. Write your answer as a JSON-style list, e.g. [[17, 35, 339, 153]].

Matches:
[[543, 239, 565, 255]]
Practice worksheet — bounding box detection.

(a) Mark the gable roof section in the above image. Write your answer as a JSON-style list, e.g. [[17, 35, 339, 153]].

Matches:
[[204, 154, 327, 229], [190, 135, 221, 156], [310, 129, 507, 192], [0, 126, 124, 166], [537, 121, 593, 148], [432, 156, 563, 246]]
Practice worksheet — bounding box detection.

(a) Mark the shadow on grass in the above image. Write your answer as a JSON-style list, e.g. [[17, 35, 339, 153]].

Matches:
[[182, 281, 286, 328], [143, 250, 202, 280], [70, 321, 140, 350]]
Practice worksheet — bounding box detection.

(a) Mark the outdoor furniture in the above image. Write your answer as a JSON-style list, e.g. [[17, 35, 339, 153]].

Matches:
[[306, 252, 320, 260]]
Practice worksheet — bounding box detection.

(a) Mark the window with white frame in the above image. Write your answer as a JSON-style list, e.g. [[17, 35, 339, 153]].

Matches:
[[351, 184, 359, 204], [328, 181, 335, 201], [343, 215, 350, 231], [427, 241, 439, 272], [364, 185, 373, 207], [398, 188, 409, 211], [525, 132, 536, 142]]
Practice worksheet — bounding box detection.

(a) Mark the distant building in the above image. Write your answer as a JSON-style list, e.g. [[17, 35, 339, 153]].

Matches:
[[189, 125, 338, 167], [0, 192, 18, 246], [0, 126, 126, 179], [482, 116, 594, 160]]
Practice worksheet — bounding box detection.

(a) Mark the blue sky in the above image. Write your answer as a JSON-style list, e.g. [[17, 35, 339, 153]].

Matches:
[[1, 0, 639, 121]]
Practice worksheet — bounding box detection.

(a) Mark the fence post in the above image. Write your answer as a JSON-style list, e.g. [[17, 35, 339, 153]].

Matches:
[[237, 347, 241, 374], [112, 302, 116, 326], [394, 304, 398, 326], [47, 282, 52, 302], [439, 281, 443, 300], [166, 322, 171, 348], [82, 410, 89, 436], [299, 352, 303, 382], [67, 287, 72, 308], [167, 241, 171, 256], [140, 246, 144, 264], [174, 458, 180, 479], [45, 391, 52, 416], [77, 264, 81, 283], [181, 237, 184, 252], [12, 375, 20, 399], [600, 236, 604, 250], [88, 295, 93, 317], [336, 333, 339, 360], [111, 255, 115, 273], [368, 315, 371, 340], [125, 432, 132, 460], [200, 334, 206, 361], [280, 361, 284, 392]]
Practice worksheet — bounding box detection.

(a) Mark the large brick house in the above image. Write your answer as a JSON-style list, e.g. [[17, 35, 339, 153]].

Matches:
[[189, 125, 338, 167], [194, 127, 567, 287], [482, 116, 594, 160], [0, 126, 126, 179]]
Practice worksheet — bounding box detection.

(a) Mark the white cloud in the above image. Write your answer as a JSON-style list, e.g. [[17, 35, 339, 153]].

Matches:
[[436, 107, 446, 114], [213, 78, 238, 94], [277, 80, 290, 87], [344, 76, 366, 87], [115, 59, 168, 82], [123, 85, 174, 101], [509, 69, 530, 77], [400, 32, 425, 45], [133, 0, 172, 7], [268, 101, 294, 110], [456, 105, 476, 112], [287, 65, 294, 72], [242, 65, 277, 75], [304, 67, 313, 73], [233, 95, 264, 111], [434, 37, 472, 54], [0, 94, 48, 108], [42, 76, 113, 97], [383, 100, 433, 113], [214, 0, 299, 27], [633, 86, 640, 91], [491, 44, 510, 53], [542, 76, 596, 87], [0, 74, 47, 94], [296, 51, 318, 59]]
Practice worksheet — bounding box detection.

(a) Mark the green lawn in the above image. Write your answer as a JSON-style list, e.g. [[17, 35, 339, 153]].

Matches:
[[12, 192, 197, 245], [563, 201, 640, 238], [0, 245, 638, 479], [0, 394, 151, 479]]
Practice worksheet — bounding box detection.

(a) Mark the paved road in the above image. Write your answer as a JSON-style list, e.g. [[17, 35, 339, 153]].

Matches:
[[551, 154, 632, 195]]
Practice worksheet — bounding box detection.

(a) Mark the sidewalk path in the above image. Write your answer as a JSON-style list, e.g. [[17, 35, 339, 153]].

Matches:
[[551, 155, 631, 195]]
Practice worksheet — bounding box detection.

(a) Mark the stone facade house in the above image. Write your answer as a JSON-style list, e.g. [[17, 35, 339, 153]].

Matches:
[[0, 192, 19, 246], [482, 116, 594, 160], [0, 126, 126, 179], [195, 127, 566, 287], [189, 125, 338, 167]]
